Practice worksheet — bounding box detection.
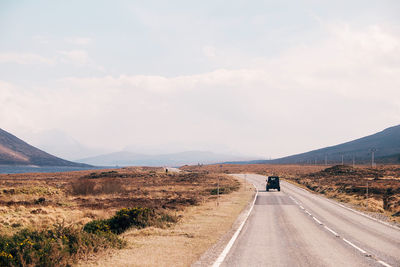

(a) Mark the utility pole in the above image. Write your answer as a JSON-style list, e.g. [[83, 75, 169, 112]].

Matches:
[[366, 181, 369, 211], [217, 176, 220, 206], [341, 155, 344, 165], [352, 155, 355, 167], [217, 164, 222, 206]]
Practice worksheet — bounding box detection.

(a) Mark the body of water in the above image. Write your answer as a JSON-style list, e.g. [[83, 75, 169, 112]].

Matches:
[[0, 165, 110, 174]]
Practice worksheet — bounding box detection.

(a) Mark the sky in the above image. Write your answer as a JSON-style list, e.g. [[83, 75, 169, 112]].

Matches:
[[0, 0, 399, 160]]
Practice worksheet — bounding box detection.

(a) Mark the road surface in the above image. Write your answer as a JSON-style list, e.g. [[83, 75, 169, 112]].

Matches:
[[220, 174, 400, 267]]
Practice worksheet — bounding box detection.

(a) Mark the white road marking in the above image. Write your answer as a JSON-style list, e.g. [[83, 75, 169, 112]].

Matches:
[[342, 238, 369, 256], [312, 216, 323, 225], [288, 195, 299, 204], [377, 260, 393, 267], [324, 226, 339, 237], [212, 186, 258, 267], [285, 185, 395, 267], [326, 199, 399, 230], [283, 181, 399, 230]]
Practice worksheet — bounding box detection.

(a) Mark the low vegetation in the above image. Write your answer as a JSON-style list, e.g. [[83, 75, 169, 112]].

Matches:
[[183, 163, 400, 223], [286, 165, 400, 221], [0, 167, 239, 265], [0, 222, 124, 267], [181, 163, 326, 176], [84, 207, 177, 235]]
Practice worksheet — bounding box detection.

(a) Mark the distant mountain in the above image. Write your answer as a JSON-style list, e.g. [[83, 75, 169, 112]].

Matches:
[[226, 125, 400, 165], [24, 129, 109, 161], [77, 150, 255, 167], [0, 128, 90, 167]]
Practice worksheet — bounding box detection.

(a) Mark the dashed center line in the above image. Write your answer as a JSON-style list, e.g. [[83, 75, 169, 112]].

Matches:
[[324, 226, 339, 237], [312, 216, 323, 225], [288, 194, 393, 267], [377, 260, 393, 267], [343, 238, 369, 255]]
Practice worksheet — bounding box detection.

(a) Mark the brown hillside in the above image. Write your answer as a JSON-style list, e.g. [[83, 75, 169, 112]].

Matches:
[[0, 128, 89, 167]]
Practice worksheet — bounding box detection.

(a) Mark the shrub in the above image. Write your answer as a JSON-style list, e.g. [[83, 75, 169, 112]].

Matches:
[[85, 171, 121, 179], [83, 207, 178, 235], [108, 207, 152, 234], [82, 219, 111, 234], [70, 178, 125, 195], [98, 179, 125, 194], [0, 223, 124, 267], [84, 207, 152, 235], [70, 179, 96, 195], [210, 184, 240, 195]]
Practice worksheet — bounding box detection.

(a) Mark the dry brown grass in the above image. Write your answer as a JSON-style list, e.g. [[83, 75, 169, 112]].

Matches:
[[285, 165, 400, 222], [181, 163, 327, 177], [78, 178, 255, 267], [183, 164, 400, 223], [0, 167, 239, 236]]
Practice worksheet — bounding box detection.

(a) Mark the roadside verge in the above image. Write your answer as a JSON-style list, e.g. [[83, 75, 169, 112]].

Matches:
[[192, 174, 257, 267], [78, 175, 255, 267]]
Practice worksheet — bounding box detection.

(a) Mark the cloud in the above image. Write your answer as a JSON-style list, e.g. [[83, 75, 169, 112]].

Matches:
[[58, 50, 90, 65], [0, 52, 54, 65], [65, 37, 92, 45], [202, 45, 216, 58], [33, 35, 50, 44], [1, 23, 399, 157]]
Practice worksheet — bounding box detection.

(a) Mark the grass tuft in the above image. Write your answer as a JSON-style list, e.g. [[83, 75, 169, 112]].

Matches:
[[0, 222, 124, 267]]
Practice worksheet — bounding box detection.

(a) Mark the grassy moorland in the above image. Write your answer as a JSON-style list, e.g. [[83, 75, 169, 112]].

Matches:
[[0, 167, 242, 266], [288, 165, 400, 222], [182, 164, 400, 223], [181, 163, 326, 177]]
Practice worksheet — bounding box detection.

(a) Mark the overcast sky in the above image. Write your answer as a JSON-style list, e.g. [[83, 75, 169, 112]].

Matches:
[[0, 0, 399, 159]]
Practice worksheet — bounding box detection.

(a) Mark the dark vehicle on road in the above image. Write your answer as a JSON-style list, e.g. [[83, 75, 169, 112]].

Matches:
[[266, 176, 280, 191]]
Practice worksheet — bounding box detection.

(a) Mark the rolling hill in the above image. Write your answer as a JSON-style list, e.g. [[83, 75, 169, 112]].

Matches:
[[0, 128, 90, 167], [226, 125, 400, 165]]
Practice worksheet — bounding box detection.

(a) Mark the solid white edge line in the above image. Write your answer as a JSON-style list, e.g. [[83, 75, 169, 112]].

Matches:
[[212, 185, 258, 267], [312, 216, 323, 225], [324, 226, 339, 237], [377, 260, 393, 267], [283, 181, 399, 231], [285, 181, 395, 265], [342, 238, 368, 255], [326, 199, 399, 230]]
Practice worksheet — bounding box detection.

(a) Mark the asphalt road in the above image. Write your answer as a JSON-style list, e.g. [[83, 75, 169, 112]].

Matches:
[[221, 174, 400, 267]]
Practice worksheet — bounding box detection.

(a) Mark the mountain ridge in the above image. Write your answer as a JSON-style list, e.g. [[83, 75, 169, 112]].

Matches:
[[0, 128, 90, 167], [225, 125, 400, 165]]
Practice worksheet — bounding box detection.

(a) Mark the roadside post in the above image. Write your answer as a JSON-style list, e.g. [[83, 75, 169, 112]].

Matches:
[[366, 181, 369, 211], [218, 164, 222, 206]]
